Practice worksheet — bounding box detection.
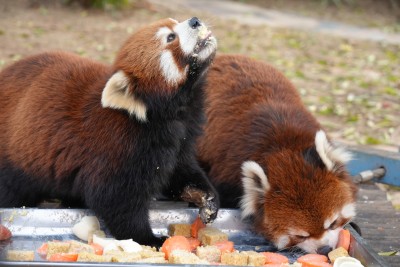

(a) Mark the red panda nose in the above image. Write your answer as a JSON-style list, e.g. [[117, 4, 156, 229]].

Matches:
[[316, 245, 332, 256], [189, 17, 201, 29]]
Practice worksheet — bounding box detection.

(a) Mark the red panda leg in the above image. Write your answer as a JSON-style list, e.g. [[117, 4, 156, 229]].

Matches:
[[84, 180, 167, 247], [0, 165, 43, 207], [169, 162, 220, 223]]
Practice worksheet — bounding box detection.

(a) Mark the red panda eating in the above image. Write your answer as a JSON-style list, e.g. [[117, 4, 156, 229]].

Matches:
[[0, 17, 219, 247], [197, 55, 357, 253]]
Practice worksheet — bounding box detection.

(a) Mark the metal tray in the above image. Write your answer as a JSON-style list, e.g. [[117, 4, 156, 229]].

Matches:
[[0, 203, 389, 267]]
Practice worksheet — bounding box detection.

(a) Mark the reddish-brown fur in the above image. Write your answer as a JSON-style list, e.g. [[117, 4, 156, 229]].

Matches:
[[0, 18, 218, 247], [198, 54, 357, 251], [115, 19, 186, 95]]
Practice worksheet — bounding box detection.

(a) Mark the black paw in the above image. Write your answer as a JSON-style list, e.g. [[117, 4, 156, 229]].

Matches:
[[199, 193, 219, 224], [146, 235, 168, 249]]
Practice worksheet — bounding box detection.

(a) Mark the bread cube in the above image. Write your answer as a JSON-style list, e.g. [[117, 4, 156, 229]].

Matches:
[[141, 245, 157, 251], [139, 249, 165, 258], [221, 251, 249, 266], [242, 250, 266, 266], [328, 246, 349, 263], [46, 241, 71, 258], [169, 249, 209, 264], [68, 240, 95, 254], [168, 223, 192, 237], [108, 251, 142, 262], [198, 227, 228, 245], [136, 256, 168, 263], [77, 252, 112, 262], [6, 250, 35, 261], [196, 245, 221, 262]]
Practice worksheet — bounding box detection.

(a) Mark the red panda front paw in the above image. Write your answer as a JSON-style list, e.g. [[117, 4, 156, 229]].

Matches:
[[180, 186, 219, 223], [147, 235, 168, 249], [199, 193, 219, 224]]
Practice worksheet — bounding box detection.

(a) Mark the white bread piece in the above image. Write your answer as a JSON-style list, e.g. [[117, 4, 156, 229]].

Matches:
[[168, 223, 192, 237], [196, 245, 221, 262], [46, 241, 71, 258], [328, 247, 350, 263], [68, 240, 95, 254], [242, 250, 265, 266], [169, 249, 209, 264], [197, 227, 228, 245], [221, 251, 249, 266], [6, 250, 35, 261], [77, 252, 112, 262], [136, 257, 168, 263]]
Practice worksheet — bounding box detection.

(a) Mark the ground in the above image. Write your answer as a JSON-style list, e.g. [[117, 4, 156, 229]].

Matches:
[[0, 0, 399, 204], [1, 0, 399, 150]]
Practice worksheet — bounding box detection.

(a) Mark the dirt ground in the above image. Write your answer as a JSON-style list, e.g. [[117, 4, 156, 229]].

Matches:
[[1, 0, 399, 152]]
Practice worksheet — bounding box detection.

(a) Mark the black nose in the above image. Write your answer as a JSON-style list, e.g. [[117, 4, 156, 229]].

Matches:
[[189, 17, 201, 29], [316, 245, 332, 256]]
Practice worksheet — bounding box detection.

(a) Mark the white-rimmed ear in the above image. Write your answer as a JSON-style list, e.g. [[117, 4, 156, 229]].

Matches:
[[315, 130, 352, 171], [240, 161, 270, 219], [101, 70, 147, 122]]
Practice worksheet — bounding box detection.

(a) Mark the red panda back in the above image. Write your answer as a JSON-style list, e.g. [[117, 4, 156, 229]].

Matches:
[[0, 52, 122, 182], [198, 54, 356, 253], [198, 54, 320, 189]]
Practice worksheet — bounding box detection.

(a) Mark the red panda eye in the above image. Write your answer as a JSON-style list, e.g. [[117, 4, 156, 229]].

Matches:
[[328, 220, 338, 230], [167, 33, 176, 42], [295, 235, 308, 241]]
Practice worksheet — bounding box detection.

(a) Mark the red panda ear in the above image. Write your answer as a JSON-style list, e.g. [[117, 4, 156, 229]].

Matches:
[[240, 161, 270, 219], [315, 130, 352, 172], [101, 70, 147, 122]]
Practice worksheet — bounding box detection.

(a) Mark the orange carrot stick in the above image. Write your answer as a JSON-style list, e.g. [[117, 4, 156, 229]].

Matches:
[[336, 229, 351, 251]]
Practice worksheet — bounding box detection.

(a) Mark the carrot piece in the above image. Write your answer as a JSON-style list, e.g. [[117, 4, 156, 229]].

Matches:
[[261, 252, 289, 264], [297, 254, 328, 263], [0, 225, 12, 241], [187, 237, 201, 251], [214, 240, 235, 253], [191, 216, 206, 238], [48, 253, 78, 262], [336, 229, 351, 251], [263, 264, 285, 267], [89, 242, 104, 255], [161, 235, 191, 260], [37, 243, 48, 256], [300, 261, 333, 267]]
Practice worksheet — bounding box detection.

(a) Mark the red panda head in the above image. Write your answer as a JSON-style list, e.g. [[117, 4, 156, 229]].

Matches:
[[101, 17, 217, 121], [240, 130, 357, 253]]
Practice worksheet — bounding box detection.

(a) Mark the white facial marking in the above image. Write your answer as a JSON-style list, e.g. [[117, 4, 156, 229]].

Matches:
[[276, 235, 290, 249], [240, 161, 270, 219], [315, 130, 353, 171], [173, 18, 217, 62], [289, 228, 310, 237], [160, 50, 186, 86], [101, 71, 147, 122], [297, 227, 341, 253], [324, 213, 339, 229], [173, 19, 198, 55], [341, 203, 356, 218]]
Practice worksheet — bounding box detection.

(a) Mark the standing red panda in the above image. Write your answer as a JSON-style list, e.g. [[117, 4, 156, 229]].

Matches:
[[197, 55, 357, 253], [0, 17, 219, 247]]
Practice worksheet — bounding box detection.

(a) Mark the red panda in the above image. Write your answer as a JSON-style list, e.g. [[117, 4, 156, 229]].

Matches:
[[0, 17, 219, 247], [197, 55, 357, 253]]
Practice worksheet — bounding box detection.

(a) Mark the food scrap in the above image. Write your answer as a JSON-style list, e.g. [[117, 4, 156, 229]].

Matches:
[[3, 215, 365, 266], [0, 224, 12, 241]]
